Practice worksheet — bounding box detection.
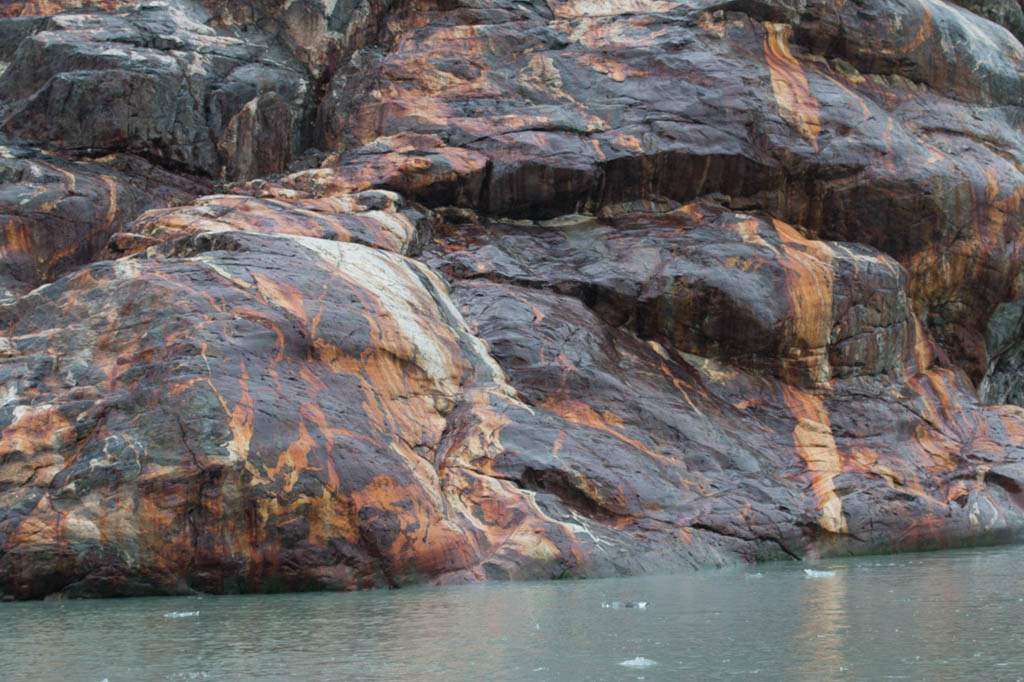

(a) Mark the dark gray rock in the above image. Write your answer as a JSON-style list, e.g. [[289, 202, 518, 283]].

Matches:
[[950, 0, 1024, 43], [0, 1, 311, 180], [980, 300, 1024, 405]]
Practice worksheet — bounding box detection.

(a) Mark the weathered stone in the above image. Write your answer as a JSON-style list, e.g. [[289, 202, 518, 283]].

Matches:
[[118, 188, 433, 257], [0, 1, 311, 180], [948, 0, 1024, 43], [5, 0, 1024, 599], [0, 144, 210, 298], [5, 216, 1023, 598], [306, 0, 1024, 384], [0, 230, 587, 597], [0, 1, 134, 17], [980, 300, 1024, 405], [449, 277, 1024, 561], [426, 205, 919, 388]]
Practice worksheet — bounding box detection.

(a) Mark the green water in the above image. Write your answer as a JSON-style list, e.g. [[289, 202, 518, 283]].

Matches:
[[3, 546, 1024, 681]]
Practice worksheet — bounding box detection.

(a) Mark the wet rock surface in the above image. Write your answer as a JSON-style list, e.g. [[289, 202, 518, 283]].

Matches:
[[5, 0, 1024, 598]]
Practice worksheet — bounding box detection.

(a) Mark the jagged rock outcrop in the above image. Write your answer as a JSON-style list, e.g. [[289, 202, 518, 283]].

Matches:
[[5, 0, 1024, 598], [0, 1, 312, 179]]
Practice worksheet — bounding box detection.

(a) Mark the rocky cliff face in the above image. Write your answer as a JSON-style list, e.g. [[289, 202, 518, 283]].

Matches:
[[4, 0, 1024, 598]]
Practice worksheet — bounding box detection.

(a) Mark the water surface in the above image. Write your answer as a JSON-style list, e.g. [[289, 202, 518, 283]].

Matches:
[[4, 546, 1024, 681]]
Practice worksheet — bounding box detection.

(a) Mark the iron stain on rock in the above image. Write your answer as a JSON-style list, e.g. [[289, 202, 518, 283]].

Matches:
[[3, 0, 1024, 598]]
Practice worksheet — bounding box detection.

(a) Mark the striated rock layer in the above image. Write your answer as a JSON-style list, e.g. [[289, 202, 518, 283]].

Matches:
[[5, 0, 1024, 598]]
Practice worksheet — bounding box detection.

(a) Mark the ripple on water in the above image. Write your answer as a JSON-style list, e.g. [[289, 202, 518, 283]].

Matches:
[[5, 546, 1024, 682]]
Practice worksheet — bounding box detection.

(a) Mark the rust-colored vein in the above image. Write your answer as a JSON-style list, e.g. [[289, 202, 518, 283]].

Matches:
[[764, 22, 821, 149], [782, 386, 848, 534]]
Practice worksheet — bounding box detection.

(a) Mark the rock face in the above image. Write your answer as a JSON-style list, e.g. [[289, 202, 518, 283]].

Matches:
[[0, 2, 311, 179], [5, 0, 1024, 598], [0, 144, 211, 298]]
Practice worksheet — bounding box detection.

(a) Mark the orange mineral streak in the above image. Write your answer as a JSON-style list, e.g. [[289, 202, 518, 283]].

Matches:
[[302, 488, 361, 548], [846, 447, 925, 502], [312, 337, 363, 375], [904, 0, 936, 54], [764, 22, 821, 150], [202, 362, 256, 464], [996, 405, 1024, 441], [0, 219, 35, 262], [781, 387, 848, 534], [908, 314, 938, 375], [910, 243, 973, 303], [133, 195, 417, 254], [897, 514, 947, 547], [442, 391, 514, 471], [728, 215, 837, 385], [447, 467, 580, 568], [48, 174, 122, 266], [100, 175, 118, 228], [253, 274, 308, 327], [575, 54, 645, 82], [0, 405, 69, 493], [349, 473, 479, 575], [772, 218, 835, 385], [265, 415, 316, 494], [905, 368, 972, 439], [9, 496, 61, 546], [432, 393, 589, 568], [0, 404, 73, 459], [0, 0, 130, 16], [540, 397, 653, 453]]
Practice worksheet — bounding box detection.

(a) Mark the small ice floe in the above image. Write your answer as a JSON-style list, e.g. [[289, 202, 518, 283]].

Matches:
[[619, 657, 657, 668], [601, 600, 648, 609], [745, 572, 764, 579], [163, 611, 200, 618], [803, 569, 836, 578]]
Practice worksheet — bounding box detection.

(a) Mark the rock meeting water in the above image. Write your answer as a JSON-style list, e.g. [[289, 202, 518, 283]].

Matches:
[[3, 546, 1024, 681]]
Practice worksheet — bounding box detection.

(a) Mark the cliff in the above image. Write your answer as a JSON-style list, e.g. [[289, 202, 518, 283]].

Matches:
[[4, 0, 1024, 598]]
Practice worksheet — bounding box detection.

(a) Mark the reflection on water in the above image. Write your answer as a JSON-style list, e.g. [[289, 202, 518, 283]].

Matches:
[[3, 546, 1024, 681], [795, 565, 848, 680]]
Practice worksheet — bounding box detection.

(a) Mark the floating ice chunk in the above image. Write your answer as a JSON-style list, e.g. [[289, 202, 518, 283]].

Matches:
[[603, 600, 648, 609], [163, 611, 200, 618], [803, 569, 836, 578], [619, 657, 657, 668]]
